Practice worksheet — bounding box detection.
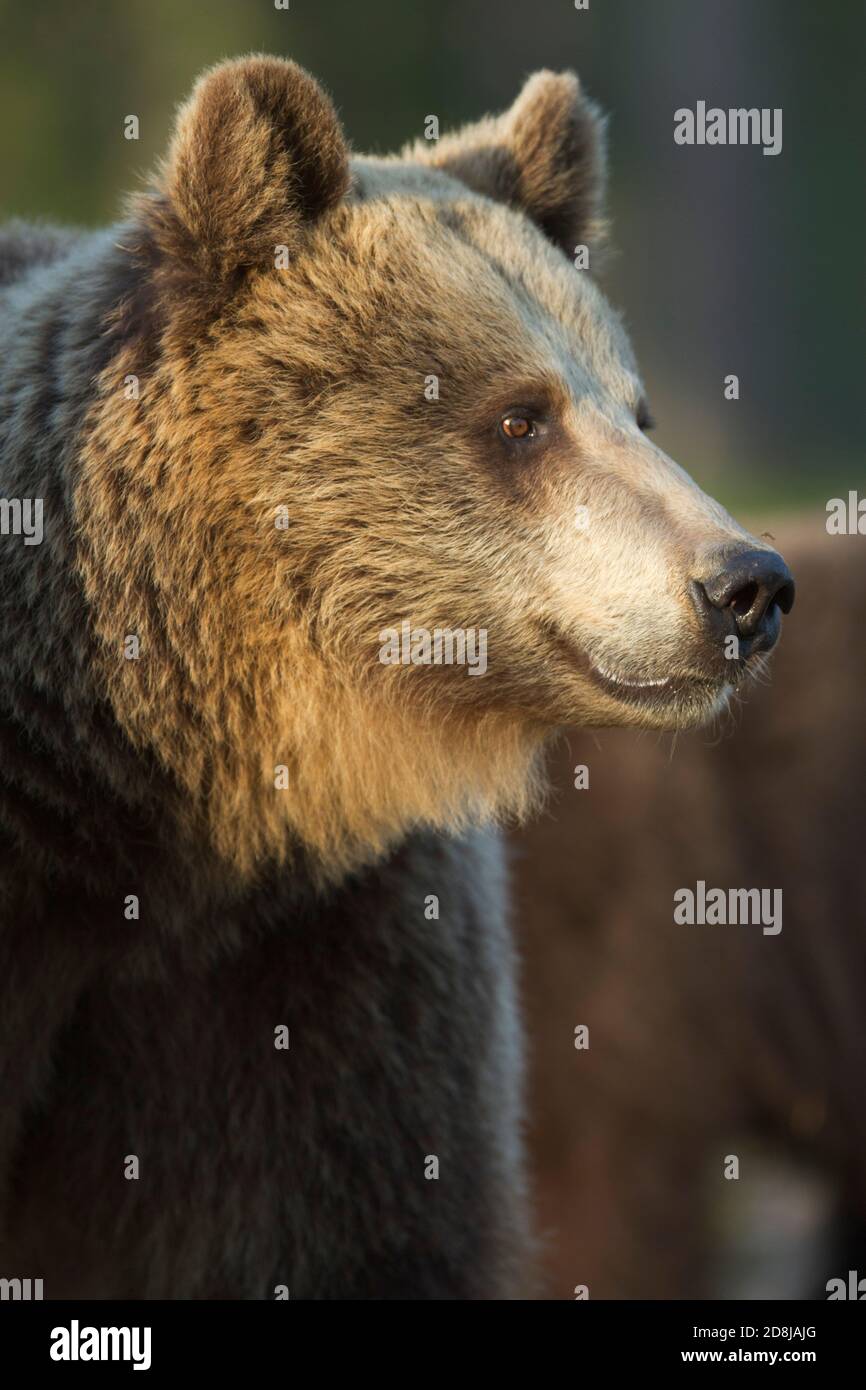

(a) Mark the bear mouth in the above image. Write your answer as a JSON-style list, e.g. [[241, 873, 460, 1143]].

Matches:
[[587, 660, 728, 710], [542, 620, 743, 719]]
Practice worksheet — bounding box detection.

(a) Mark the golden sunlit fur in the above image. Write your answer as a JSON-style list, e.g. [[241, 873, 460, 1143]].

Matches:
[[58, 56, 780, 882]]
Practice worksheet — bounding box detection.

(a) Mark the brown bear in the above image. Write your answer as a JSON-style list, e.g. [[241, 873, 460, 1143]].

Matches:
[[0, 55, 793, 1298]]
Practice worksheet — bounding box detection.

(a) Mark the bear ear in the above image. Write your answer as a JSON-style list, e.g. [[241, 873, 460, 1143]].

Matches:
[[145, 55, 350, 286], [412, 71, 607, 259]]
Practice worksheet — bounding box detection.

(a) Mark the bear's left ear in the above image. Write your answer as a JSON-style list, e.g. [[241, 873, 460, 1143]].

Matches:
[[144, 55, 350, 287], [409, 71, 607, 260]]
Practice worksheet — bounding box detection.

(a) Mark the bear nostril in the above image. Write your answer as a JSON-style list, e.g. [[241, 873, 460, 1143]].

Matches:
[[729, 581, 759, 619], [774, 579, 796, 615]]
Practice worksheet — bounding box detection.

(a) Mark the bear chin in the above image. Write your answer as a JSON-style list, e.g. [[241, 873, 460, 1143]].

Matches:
[[573, 674, 736, 732]]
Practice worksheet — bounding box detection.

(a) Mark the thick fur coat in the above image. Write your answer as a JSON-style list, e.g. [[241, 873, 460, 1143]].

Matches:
[[0, 55, 789, 1298]]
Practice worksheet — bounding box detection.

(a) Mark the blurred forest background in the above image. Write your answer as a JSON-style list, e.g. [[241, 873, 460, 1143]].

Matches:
[[1, 0, 863, 516]]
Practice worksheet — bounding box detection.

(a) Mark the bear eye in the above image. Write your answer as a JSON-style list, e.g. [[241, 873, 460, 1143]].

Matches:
[[500, 412, 537, 441]]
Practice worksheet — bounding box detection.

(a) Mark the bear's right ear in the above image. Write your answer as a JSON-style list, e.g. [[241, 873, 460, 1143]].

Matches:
[[408, 71, 607, 262], [144, 56, 349, 288]]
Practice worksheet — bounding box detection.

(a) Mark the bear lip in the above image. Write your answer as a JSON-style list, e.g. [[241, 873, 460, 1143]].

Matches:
[[542, 620, 739, 711], [591, 663, 673, 691], [587, 659, 728, 709]]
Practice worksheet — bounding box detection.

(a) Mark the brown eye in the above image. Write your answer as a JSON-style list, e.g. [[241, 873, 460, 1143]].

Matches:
[[501, 413, 535, 440]]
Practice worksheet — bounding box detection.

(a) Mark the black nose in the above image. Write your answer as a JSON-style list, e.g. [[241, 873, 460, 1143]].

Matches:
[[692, 546, 795, 657]]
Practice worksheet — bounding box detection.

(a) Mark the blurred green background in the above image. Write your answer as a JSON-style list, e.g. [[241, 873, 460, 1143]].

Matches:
[[1, 0, 863, 512]]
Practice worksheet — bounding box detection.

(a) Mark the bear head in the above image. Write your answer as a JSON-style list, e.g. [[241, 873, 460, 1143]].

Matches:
[[77, 56, 793, 875]]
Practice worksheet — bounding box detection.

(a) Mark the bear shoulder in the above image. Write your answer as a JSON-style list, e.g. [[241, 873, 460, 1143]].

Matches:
[[0, 219, 84, 290]]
